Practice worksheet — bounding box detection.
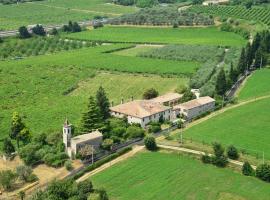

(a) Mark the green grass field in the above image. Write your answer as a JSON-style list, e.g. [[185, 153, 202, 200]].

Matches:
[[0, 0, 137, 30], [238, 68, 270, 101], [67, 26, 246, 46], [0, 66, 186, 141], [0, 44, 198, 75], [112, 45, 161, 57], [182, 97, 270, 159], [92, 151, 270, 200]]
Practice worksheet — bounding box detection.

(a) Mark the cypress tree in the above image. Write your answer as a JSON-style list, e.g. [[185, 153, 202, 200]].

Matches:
[[245, 43, 253, 68], [229, 63, 237, 83], [216, 68, 227, 96], [237, 48, 247, 74], [80, 96, 103, 133], [96, 86, 110, 120], [251, 33, 261, 55]]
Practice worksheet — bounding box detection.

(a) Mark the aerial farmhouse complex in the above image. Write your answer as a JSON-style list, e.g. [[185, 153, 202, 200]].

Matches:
[[63, 119, 103, 157], [110, 93, 215, 127]]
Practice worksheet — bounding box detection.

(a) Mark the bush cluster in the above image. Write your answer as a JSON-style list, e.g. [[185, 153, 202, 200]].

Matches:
[[19, 132, 68, 167]]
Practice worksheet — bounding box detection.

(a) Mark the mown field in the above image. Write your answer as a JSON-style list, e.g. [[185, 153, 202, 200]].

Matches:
[[92, 151, 270, 200], [182, 97, 270, 159], [0, 65, 186, 141], [0, 0, 137, 30], [67, 26, 246, 46], [238, 68, 270, 101], [0, 44, 198, 75]]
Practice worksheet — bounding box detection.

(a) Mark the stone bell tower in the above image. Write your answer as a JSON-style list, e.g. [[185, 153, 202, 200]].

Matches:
[[63, 118, 72, 148]]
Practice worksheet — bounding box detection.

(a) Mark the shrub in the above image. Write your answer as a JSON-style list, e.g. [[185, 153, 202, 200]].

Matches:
[[242, 161, 254, 176], [16, 165, 33, 182], [212, 142, 225, 157], [256, 163, 270, 182], [64, 160, 73, 171], [2, 138, 15, 157], [0, 170, 17, 190], [201, 154, 212, 164], [125, 126, 145, 139], [226, 145, 239, 160], [32, 25, 46, 36], [101, 139, 114, 151], [212, 155, 228, 168], [143, 88, 159, 100], [144, 136, 157, 151]]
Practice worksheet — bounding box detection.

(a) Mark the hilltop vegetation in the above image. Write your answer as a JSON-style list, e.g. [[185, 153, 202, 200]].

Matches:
[[92, 151, 270, 200], [68, 26, 246, 46]]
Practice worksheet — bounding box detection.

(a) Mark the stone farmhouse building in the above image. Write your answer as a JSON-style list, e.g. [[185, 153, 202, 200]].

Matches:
[[110, 100, 172, 128], [151, 93, 183, 106], [173, 96, 215, 121], [63, 119, 103, 158]]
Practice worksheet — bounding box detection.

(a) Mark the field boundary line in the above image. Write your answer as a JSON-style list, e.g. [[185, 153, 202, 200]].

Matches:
[[76, 145, 144, 183], [158, 144, 257, 169]]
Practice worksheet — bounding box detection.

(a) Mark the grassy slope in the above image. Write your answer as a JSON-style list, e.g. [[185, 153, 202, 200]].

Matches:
[[112, 45, 160, 56], [0, 0, 137, 30], [68, 26, 246, 46], [238, 68, 270, 101], [183, 97, 270, 159], [0, 67, 186, 140], [0, 44, 198, 75], [92, 151, 270, 200]]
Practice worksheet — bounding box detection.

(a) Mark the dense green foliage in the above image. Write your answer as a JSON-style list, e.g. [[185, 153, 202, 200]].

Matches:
[[226, 145, 239, 160], [92, 152, 270, 200], [2, 138, 15, 156], [110, 6, 214, 26], [144, 135, 157, 151], [0, 37, 95, 60], [242, 161, 255, 176], [256, 163, 270, 182], [30, 179, 108, 200], [68, 26, 246, 46], [189, 5, 270, 26], [96, 86, 110, 120], [0, 170, 17, 190], [18, 132, 68, 167], [142, 88, 159, 99]]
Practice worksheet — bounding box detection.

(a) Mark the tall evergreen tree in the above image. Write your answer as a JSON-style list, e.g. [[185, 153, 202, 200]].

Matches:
[[229, 63, 238, 83], [10, 112, 26, 148], [251, 33, 261, 55], [254, 47, 267, 68], [237, 48, 247, 74], [216, 68, 227, 96], [245, 43, 253, 68], [96, 86, 110, 120], [80, 96, 103, 133]]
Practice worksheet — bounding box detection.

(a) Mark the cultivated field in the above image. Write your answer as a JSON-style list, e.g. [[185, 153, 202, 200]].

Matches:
[[238, 68, 270, 101], [0, 44, 198, 75], [0, 0, 137, 30], [67, 26, 246, 46], [92, 151, 270, 200], [0, 69, 187, 141], [182, 97, 270, 159], [189, 5, 270, 26]]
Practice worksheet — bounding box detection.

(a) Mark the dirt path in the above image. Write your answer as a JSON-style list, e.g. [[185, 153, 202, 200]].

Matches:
[[76, 145, 144, 183], [185, 94, 270, 130], [158, 144, 257, 169]]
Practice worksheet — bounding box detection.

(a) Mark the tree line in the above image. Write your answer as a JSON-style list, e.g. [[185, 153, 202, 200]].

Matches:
[[215, 30, 270, 97], [112, 0, 189, 8], [110, 6, 214, 26]]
